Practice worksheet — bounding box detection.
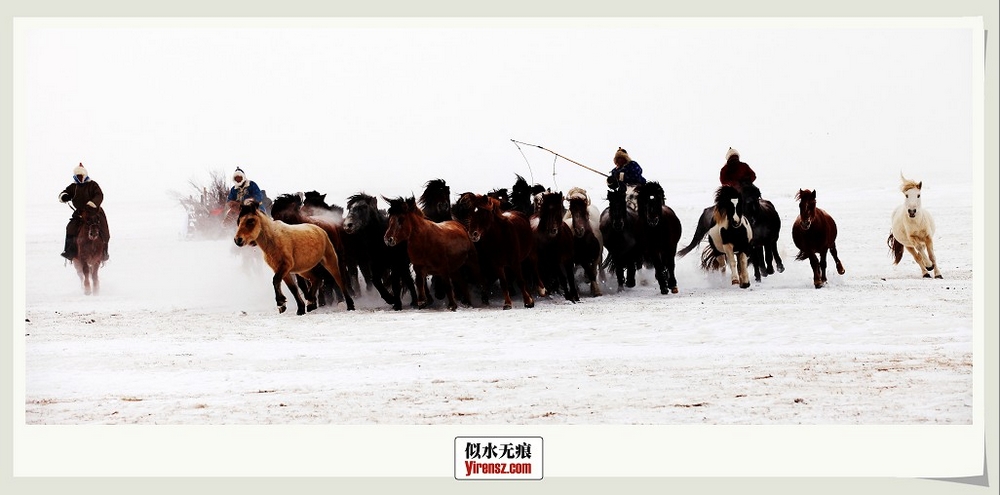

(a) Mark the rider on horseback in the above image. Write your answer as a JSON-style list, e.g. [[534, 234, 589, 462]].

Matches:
[[719, 147, 757, 193], [59, 163, 110, 261], [606, 147, 648, 211], [228, 167, 267, 213]]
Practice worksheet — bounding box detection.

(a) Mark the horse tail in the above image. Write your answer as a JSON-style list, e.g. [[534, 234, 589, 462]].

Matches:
[[678, 207, 713, 258], [887, 232, 904, 265], [700, 244, 722, 271], [794, 250, 810, 262]]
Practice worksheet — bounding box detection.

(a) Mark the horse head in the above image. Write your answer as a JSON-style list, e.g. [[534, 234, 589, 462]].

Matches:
[[713, 185, 741, 227], [636, 182, 666, 227], [466, 194, 499, 243], [900, 174, 923, 219], [383, 196, 420, 247], [606, 187, 629, 231], [78, 208, 102, 240], [795, 189, 818, 230], [487, 188, 511, 210], [567, 195, 591, 238], [344, 193, 379, 234], [419, 178, 452, 222], [536, 191, 565, 238], [270, 193, 303, 223], [234, 201, 263, 247], [739, 183, 763, 218], [510, 174, 535, 216]]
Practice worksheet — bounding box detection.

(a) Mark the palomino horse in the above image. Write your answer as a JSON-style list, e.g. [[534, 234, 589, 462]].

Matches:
[[270, 193, 351, 306], [342, 192, 418, 310], [739, 183, 785, 282], [565, 187, 603, 297], [701, 185, 753, 288], [465, 194, 539, 309], [384, 196, 481, 311], [792, 189, 845, 288], [73, 207, 107, 295], [234, 201, 355, 315], [635, 182, 683, 294], [600, 186, 643, 291], [533, 191, 579, 302], [888, 175, 942, 279]]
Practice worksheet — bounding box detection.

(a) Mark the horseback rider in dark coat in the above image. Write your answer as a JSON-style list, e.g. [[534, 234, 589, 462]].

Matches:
[[59, 163, 110, 261]]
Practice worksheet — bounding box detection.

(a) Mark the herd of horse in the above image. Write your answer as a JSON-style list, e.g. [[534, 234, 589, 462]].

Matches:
[[192, 172, 944, 315]]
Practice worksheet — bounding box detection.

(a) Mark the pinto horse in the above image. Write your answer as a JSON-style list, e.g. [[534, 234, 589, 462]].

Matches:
[[600, 186, 643, 291], [565, 188, 604, 297], [792, 189, 845, 288], [384, 196, 481, 311], [343, 193, 419, 310], [72, 207, 107, 295], [888, 175, 942, 279], [466, 194, 539, 309], [701, 185, 754, 288], [235, 201, 355, 315], [635, 182, 683, 294], [739, 183, 785, 282], [533, 191, 579, 302]]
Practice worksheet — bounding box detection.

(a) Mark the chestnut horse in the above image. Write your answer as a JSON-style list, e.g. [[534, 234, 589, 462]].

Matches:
[[234, 201, 355, 315], [792, 189, 845, 288], [635, 182, 683, 294], [384, 196, 481, 311], [465, 194, 539, 309], [72, 207, 107, 295], [701, 185, 753, 288], [888, 175, 942, 279]]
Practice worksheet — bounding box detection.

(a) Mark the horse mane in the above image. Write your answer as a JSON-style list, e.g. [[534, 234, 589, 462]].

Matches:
[[639, 182, 665, 201], [271, 193, 301, 212], [900, 174, 922, 193], [347, 192, 377, 209], [385, 196, 422, 218], [565, 186, 589, 204], [741, 183, 762, 201], [419, 178, 449, 205], [238, 201, 261, 220]]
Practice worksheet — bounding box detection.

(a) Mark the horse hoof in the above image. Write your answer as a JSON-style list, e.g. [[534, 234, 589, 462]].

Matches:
[[732, 280, 739, 285], [525, 301, 535, 309], [935, 275, 943, 279], [766, 267, 775, 275], [306, 303, 317, 312], [278, 305, 287, 314], [346, 303, 356, 311], [392, 304, 402, 311], [448, 304, 458, 312], [777, 266, 785, 273], [740, 283, 750, 289], [923, 273, 932, 278], [670, 287, 678, 294], [503, 304, 512, 310]]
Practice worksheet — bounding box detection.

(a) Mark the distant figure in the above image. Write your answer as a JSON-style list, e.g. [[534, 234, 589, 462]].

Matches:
[[228, 167, 265, 211], [59, 163, 110, 261], [719, 147, 757, 192], [606, 147, 648, 211]]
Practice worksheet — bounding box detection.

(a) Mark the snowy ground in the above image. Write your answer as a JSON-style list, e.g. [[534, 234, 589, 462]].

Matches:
[[19, 176, 975, 426]]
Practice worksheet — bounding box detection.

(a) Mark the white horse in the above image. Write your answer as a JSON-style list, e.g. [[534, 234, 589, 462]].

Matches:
[[888, 174, 942, 279]]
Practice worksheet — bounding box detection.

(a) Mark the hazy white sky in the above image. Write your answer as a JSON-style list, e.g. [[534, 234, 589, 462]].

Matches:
[[18, 18, 976, 207]]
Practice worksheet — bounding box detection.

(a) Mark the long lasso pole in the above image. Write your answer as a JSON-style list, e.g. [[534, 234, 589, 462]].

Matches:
[[510, 139, 609, 178]]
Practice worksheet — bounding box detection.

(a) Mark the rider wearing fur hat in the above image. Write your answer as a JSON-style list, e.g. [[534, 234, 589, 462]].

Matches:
[[719, 147, 757, 192], [227, 167, 266, 213], [606, 147, 648, 210], [59, 163, 110, 261]]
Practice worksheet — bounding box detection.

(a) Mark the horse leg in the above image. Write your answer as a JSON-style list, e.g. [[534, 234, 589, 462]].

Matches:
[[819, 250, 830, 285], [443, 273, 459, 311], [280, 273, 307, 315], [751, 246, 764, 282], [496, 265, 514, 310], [513, 263, 536, 308], [770, 242, 785, 273], [80, 262, 92, 295], [319, 253, 356, 311], [91, 263, 100, 295], [830, 244, 846, 276], [586, 259, 601, 297], [665, 251, 678, 294], [563, 259, 580, 302], [413, 267, 430, 309], [924, 238, 942, 279], [652, 257, 668, 294], [724, 247, 740, 285], [738, 252, 751, 289], [903, 245, 929, 277], [300, 272, 321, 312]]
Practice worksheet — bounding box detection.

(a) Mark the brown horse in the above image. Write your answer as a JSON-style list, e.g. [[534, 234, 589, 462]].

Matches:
[[234, 201, 355, 315], [465, 194, 539, 309], [73, 207, 107, 295], [384, 196, 481, 311], [792, 189, 845, 289]]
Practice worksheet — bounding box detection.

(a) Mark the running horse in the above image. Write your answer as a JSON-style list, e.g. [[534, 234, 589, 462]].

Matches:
[[533, 191, 579, 302], [635, 182, 683, 294], [72, 207, 107, 295], [599, 186, 643, 291], [465, 193, 539, 309], [565, 187, 604, 297], [234, 201, 355, 315], [888, 175, 942, 279], [739, 183, 785, 282], [701, 185, 754, 288], [384, 196, 481, 311], [792, 189, 845, 288]]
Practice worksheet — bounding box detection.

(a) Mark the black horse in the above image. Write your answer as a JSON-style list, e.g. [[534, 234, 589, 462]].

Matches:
[[342, 192, 419, 310], [599, 186, 644, 291], [739, 183, 784, 282], [533, 191, 579, 302], [635, 182, 683, 294]]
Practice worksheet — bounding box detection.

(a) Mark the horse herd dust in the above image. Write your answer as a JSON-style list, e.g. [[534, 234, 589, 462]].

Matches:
[[22, 174, 974, 425]]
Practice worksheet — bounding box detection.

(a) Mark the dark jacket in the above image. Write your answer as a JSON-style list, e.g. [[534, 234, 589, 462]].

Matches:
[[60, 176, 110, 241], [228, 180, 265, 210], [607, 161, 647, 189]]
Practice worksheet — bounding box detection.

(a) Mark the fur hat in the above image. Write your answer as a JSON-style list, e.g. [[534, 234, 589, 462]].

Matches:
[[233, 167, 247, 186], [73, 163, 88, 177], [725, 147, 740, 161], [613, 147, 631, 166]]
